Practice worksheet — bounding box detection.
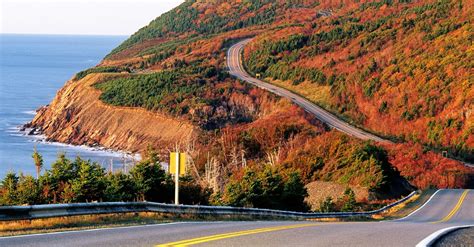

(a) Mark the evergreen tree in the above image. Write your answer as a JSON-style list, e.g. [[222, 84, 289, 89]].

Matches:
[[223, 166, 309, 211], [104, 172, 136, 202], [282, 172, 309, 212], [179, 176, 211, 205], [0, 172, 19, 205], [319, 196, 336, 212], [32, 146, 43, 179], [341, 188, 357, 212], [70, 158, 106, 202], [39, 153, 79, 203], [224, 169, 263, 208], [16, 174, 40, 205], [130, 157, 172, 202]]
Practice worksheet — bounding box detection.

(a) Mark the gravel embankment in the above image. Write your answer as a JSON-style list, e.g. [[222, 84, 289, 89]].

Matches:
[[433, 227, 474, 247]]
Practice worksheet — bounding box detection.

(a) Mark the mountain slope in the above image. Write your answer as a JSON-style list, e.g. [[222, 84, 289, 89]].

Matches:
[[30, 0, 473, 205], [244, 0, 474, 162]]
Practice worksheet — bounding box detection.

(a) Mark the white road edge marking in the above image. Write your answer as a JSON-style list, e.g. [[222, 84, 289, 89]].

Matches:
[[416, 224, 474, 247], [0, 221, 226, 240], [392, 189, 443, 222]]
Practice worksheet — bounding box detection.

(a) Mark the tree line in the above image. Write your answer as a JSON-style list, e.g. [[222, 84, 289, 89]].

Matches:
[[0, 150, 208, 206], [0, 149, 313, 212]]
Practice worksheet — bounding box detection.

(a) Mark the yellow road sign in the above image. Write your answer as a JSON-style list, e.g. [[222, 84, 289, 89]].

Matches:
[[170, 152, 186, 175]]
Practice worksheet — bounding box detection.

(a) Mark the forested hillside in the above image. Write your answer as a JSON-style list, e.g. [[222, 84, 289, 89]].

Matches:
[[19, 0, 473, 210], [103, 0, 473, 164], [244, 0, 473, 162], [85, 0, 474, 197]]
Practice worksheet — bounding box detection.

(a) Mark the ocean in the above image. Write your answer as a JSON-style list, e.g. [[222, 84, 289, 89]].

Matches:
[[0, 34, 136, 178]]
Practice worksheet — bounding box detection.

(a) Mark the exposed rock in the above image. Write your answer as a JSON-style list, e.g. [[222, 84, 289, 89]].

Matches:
[[305, 181, 369, 211], [30, 74, 196, 153]]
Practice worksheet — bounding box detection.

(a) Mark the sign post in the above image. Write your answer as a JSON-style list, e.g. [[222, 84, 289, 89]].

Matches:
[[174, 152, 179, 205], [170, 152, 186, 205]]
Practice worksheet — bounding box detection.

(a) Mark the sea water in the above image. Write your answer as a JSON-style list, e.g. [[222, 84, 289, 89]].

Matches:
[[0, 34, 139, 178]]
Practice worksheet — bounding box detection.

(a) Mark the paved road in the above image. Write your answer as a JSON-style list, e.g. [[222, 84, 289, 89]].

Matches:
[[0, 189, 472, 246], [226, 39, 388, 143], [227, 39, 474, 169]]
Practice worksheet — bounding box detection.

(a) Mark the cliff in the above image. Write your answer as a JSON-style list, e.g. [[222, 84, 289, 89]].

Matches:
[[30, 73, 195, 153]]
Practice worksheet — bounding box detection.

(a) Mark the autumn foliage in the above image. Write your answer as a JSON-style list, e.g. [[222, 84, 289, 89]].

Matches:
[[55, 0, 474, 207], [244, 0, 473, 161], [386, 143, 473, 189]]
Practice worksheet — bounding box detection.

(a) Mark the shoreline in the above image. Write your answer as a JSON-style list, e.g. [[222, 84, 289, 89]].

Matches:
[[17, 123, 142, 162]]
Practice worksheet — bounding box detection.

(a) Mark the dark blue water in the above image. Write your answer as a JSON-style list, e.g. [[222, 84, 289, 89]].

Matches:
[[0, 34, 136, 178]]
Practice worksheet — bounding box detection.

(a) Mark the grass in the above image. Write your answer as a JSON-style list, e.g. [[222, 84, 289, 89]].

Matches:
[[0, 212, 300, 237], [307, 190, 435, 222], [0, 212, 172, 237], [372, 190, 436, 220], [266, 78, 332, 108]]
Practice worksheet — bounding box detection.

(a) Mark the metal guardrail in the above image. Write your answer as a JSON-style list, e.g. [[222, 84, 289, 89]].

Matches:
[[0, 191, 417, 221]]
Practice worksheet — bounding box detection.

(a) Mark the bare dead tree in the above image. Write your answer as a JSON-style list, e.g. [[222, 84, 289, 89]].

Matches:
[[204, 153, 226, 193], [241, 149, 247, 168], [183, 135, 202, 182], [266, 147, 281, 167], [108, 159, 114, 174]]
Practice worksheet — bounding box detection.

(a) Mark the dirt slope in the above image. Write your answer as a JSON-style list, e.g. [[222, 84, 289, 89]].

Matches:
[[29, 73, 195, 152]]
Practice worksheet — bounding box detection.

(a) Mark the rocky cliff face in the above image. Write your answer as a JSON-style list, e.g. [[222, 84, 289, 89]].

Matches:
[[29, 73, 195, 153]]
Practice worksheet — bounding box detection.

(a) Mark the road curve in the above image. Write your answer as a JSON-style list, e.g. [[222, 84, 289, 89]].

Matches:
[[226, 39, 389, 143], [0, 189, 472, 246], [227, 39, 474, 168]]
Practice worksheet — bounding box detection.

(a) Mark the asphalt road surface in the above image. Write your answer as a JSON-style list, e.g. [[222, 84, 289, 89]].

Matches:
[[0, 189, 472, 246], [226, 39, 389, 143]]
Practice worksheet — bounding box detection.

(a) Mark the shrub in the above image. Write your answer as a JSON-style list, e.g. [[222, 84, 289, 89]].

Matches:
[[129, 159, 173, 202], [222, 166, 309, 211], [319, 196, 336, 212]]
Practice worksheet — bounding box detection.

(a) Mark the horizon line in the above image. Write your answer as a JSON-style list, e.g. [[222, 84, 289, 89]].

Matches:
[[0, 32, 130, 37]]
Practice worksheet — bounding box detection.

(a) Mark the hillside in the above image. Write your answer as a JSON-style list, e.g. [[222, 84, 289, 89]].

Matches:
[[28, 0, 473, 209], [244, 0, 474, 162]]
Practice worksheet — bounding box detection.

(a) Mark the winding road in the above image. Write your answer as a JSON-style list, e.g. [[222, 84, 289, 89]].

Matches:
[[226, 39, 388, 143], [227, 39, 474, 169], [0, 189, 472, 246]]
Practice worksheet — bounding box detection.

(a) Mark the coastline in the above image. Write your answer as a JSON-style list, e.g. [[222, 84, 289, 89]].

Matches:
[[0, 34, 134, 177], [19, 118, 141, 164]]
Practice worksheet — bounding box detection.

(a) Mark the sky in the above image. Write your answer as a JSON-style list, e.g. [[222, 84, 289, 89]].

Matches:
[[1, 0, 184, 35]]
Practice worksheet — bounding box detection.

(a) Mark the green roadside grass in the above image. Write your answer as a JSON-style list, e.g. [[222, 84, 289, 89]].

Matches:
[[374, 190, 436, 220]]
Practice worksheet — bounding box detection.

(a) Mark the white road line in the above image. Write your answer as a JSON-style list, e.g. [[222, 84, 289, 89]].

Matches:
[[0, 222, 227, 240], [416, 224, 474, 247], [393, 190, 443, 222]]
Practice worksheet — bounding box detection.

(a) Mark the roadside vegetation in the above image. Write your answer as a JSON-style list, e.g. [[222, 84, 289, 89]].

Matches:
[[0, 213, 170, 237], [0, 189, 436, 237], [375, 190, 435, 220], [0, 150, 208, 206], [20, 0, 473, 216]]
